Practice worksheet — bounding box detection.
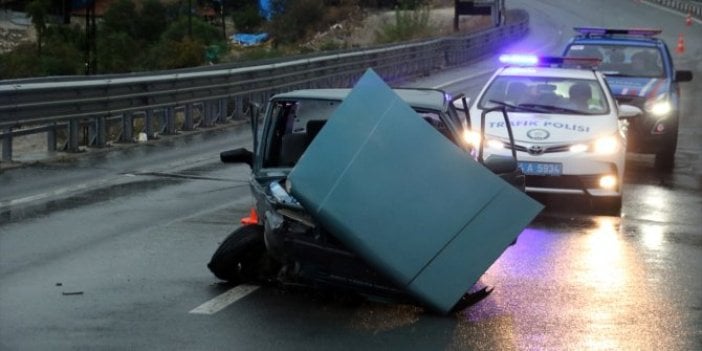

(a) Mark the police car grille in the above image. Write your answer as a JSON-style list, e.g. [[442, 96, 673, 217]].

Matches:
[[508, 144, 571, 154], [526, 175, 600, 189]]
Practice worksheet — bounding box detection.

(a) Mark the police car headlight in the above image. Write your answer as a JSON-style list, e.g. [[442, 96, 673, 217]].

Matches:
[[593, 136, 620, 155], [463, 130, 482, 147], [644, 94, 672, 116], [462, 130, 504, 149]]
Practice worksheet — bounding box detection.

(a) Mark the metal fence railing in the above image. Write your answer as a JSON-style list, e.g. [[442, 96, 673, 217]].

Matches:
[[0, 9, 529, 162]]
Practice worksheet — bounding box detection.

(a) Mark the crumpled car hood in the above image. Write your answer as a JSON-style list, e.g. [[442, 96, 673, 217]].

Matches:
[[287, 69, 543, 313]]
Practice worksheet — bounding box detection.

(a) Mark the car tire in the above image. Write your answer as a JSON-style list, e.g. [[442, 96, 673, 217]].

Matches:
[[654, 119, 678, 172], [208, 225, 265, 283], [592, 196, 622, 217]]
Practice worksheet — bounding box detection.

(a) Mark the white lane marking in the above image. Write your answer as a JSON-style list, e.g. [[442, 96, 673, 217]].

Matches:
[[189, 284, 260, 315], [642, 0, 702, 24]]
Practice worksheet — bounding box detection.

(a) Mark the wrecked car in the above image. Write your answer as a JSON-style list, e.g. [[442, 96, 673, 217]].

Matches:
[[208, 70, 543, 314]]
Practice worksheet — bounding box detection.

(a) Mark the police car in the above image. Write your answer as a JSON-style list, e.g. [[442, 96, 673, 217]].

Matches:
[[563, 28, 693, 170], [462, 55, 642, 215]]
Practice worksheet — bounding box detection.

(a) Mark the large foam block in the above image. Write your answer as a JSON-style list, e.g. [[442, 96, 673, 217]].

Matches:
[[287, 69, 543, 313]]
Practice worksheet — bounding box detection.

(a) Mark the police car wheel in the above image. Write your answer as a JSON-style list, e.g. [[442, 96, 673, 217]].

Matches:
[[208, 225, 265, 283], [592, 196, 622, 217]]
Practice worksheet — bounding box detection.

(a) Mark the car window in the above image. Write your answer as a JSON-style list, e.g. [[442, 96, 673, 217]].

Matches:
[[565, 44, 664, 78], [263, 99, 458, 168], [478, 76, 609, 115]]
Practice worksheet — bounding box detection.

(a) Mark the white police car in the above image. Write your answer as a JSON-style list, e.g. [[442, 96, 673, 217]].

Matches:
[[463, 55, 642, 215]]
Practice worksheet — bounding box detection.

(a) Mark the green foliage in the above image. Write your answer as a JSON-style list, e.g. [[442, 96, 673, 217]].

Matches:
[[232, 4, 263, 32], [158, 38, 206, 69], [102, 0, 139, 37], [267, 0, 325, 46], [374, 1, 434, 44], [161, 17, 223, 46], [0, 44, 41, 79], [96, 31, 139, 73], [137, 0, 168, 44], [26, 0, 51, 53]]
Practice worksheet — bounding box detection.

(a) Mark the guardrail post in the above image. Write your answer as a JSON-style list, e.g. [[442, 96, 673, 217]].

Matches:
[[90, 116, 107, 147], [201, 101, 213, 128], [120, 113, 133, 142], [234, 96, 244, 120], [47, 123, 57, 152], [218, 98, 228, 123], [145, 109, 155, 139], [2, 128, 12, 162], [183, 103, 194, 131], [67, 119, 80, 152]]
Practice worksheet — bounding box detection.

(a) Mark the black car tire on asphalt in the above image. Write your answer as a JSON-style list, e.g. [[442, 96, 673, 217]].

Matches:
[[654, 119, 678, 171], [208, 224, 266, 283], [592, 196, 622, 217]]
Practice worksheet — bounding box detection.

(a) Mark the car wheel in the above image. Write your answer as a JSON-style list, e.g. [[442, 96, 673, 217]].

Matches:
[[592, 196, 622, 217], [654, 120, 678, 172], [208, 225, 265, 283]]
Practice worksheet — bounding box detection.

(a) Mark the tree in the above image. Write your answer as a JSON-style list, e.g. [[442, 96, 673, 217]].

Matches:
[[26, 0, 51, 54], [137, 0, 168, 44]]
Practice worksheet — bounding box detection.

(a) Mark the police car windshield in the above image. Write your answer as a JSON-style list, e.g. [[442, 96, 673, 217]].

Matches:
[[478, 76, 609, 115], [565, 44, 664, 78]]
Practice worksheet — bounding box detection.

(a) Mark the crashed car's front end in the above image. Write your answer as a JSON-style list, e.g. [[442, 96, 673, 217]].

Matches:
[[213, 70, 542, 314]]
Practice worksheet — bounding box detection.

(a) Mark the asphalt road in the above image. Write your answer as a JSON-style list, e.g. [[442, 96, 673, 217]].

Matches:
[[1, 0, 701, 350]]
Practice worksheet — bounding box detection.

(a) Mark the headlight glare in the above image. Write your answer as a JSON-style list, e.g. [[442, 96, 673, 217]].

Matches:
[[570, 144, 588, 153], [463, 130, 481, 147], [593, 136, 620, 155], [486, 139, 505, 149], [644, 94, 672, 116]]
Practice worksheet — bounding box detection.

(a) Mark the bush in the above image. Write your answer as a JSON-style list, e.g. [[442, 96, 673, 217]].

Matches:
[[374, 2, 433, 44], [158, 38, 206, 69], [232, 4, 264, 32], [267, 0, 325, 46], [137, 0, 168, 44], [0, 43, 41, 79], [161, 17, 224, 46]]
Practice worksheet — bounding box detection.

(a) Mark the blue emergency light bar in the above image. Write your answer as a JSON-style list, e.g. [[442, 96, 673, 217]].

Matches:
[[573, 27, 662, 37], [499, 54, 600, 68]]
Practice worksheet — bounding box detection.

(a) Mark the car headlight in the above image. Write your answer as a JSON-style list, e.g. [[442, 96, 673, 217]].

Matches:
[[463, 130, 481, 147], [593, 136, 620, 155], [570, 136, 620, 155], [644, 94, 672, 116], [462, 130, 504, 149]]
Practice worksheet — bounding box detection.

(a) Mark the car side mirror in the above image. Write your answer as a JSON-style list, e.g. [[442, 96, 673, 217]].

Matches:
[[618, 104, 642, 119], [220, 148, 254, 168], [675, 70, 693, 82]]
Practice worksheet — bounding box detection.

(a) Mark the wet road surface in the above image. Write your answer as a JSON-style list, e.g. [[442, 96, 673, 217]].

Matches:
[[2, 0, 702, 349]]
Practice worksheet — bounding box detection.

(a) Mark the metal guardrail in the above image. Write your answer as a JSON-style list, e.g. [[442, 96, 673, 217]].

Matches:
[[0, 9, 529, 162], [649, 0, 702, 18]]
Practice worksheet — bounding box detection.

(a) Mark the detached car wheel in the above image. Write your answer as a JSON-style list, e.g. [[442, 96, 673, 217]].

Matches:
[[592, 196, 622, 217], [208, 225, 265, 283]]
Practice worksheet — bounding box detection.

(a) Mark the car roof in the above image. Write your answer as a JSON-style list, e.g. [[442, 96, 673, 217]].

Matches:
[[496, 66, 599, 80], [270, 88, 448, 111]]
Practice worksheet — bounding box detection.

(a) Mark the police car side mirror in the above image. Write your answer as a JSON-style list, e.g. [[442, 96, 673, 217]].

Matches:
[[675, 70, 693, 82], [618, 105, 642, 119]]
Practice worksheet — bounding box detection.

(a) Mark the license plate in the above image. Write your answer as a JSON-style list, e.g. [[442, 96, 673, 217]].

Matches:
[[518, 161, 563, 176]]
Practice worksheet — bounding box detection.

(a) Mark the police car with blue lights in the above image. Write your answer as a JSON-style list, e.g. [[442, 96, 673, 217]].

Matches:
[[462, 54, 642, 215], [563, 27, 693, 170]]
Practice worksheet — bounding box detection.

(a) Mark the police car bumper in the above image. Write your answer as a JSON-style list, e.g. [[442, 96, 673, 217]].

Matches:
[[489, 151, 623, 197]]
